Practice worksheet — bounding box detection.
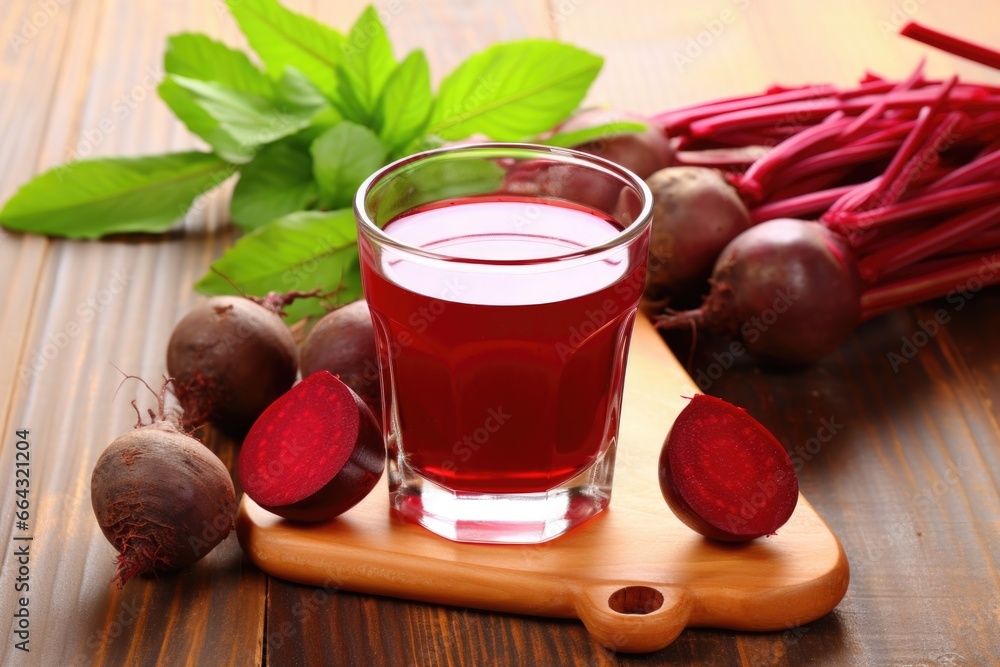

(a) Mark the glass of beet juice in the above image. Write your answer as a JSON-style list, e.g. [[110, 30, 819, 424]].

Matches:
[[354, 144, 652, 544]]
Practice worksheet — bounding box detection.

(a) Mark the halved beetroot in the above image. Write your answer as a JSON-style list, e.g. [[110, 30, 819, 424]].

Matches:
[[238, 371, 385, 522], [658, 394, 799, 541]]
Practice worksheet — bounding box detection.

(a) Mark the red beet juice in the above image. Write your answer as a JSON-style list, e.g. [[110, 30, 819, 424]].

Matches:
[[360, 197, 646, 494]]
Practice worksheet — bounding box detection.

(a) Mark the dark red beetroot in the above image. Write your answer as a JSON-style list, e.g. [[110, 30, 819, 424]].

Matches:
[[643, 167, 752, 306], [238, 371, 385, 522], [659, 218, 863, 364], [299, 300, 381, 418], [167, 294, 300, 434], [560, 108, 675, 179], [91, 393, 237, 587], [659, 394, 798, 541]]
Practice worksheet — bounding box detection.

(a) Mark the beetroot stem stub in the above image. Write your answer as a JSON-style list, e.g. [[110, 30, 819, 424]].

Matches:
[[658, 394, 799, 541]]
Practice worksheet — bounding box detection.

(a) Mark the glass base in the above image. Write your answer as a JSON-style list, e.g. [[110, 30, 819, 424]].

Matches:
[[389, 442, 616, 544]]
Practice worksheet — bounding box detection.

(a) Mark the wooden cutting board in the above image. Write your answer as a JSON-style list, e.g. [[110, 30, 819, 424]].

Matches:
[[237, 317, 849, 653]]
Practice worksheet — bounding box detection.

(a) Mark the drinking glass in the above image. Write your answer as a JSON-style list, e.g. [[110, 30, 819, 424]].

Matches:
[[354, 143, 652, 543]]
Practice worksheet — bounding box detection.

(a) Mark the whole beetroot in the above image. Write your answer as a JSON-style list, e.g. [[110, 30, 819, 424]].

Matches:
[[561, 108, 675, 179], [643, 166, 752, 306], [658, 219, 863, 364], [300, 300, 381, 417], [91, 389, 236, 587], [167, 293, 302, 435]]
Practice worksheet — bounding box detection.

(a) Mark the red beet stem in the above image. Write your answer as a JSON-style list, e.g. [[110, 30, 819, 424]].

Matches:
[[838, 60, 926, 143], [760, 171, 852, 206], [901, 21, 1000, 71], [751, 185, 856, 223], [941, 229, 1000, 256], [688, 86, 999, 137], [829, 182, 999, 232], [739, 113, 850, 199], [789, 140, 900, 185], [823, 102, 961, 222], [927, 148, 1000, 192], [654, 84, 837, 134], [860, 252, 1000, 319], [858, 201, 1000, 282], [674, 146, 770, 168], [862, 79, 957, 209]]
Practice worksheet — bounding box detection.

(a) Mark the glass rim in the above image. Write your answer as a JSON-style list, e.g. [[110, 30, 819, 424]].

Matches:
[[353, 142, 654, 266]]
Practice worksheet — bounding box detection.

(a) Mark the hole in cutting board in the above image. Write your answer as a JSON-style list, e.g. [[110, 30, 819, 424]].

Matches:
[[608, 586, 664, 615]]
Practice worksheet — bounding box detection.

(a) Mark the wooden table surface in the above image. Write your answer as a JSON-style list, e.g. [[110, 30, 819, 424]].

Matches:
[[1, 1, 998, 665]]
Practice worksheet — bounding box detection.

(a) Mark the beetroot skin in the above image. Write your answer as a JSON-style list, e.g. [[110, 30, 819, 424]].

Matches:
[[91, 420, 237, 587], [167, 295, 298, 434], [659, 219, 863, 363], [560, 108, 676, 179], [238, 371, 385, 522], [659, 394, 799, 542], [299, 300, 381, 417], [643, 166, 752, 306]]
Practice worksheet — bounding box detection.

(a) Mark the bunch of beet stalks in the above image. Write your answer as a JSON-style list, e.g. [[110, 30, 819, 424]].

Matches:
[[638, 22, 1000, 364]]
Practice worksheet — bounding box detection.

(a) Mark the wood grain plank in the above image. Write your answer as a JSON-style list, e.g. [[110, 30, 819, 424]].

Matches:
[[0, 0, 86, 453], [1, 0, 998, 664], [0, 1, 263, 665]]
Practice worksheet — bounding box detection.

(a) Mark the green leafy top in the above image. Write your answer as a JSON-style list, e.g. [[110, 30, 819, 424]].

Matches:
[[428, 40, 603, 140], [0, 1, 634, 321]]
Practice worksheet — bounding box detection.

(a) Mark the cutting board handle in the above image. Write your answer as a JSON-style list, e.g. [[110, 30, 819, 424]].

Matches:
[[574, 583, 693, 653]]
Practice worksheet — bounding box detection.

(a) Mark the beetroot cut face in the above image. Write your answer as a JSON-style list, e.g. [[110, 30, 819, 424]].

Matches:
[[238, 371, 385, 522], [658, 394, 799, 542]]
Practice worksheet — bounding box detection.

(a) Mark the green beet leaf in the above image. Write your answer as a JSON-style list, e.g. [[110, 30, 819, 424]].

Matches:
[[0, 152, 232, 239], [158, 69, 327, 164], [230, 138, 318, 232], [195, 209, 363, 323], [374, 50, 433, 157], [273, 65, 331, 113], [427, 40, 603, 141], [311, 121, 388, 209], [334, 5, 397, 124], [226, 0, 346, 104], [158, 78, 255, 164], [164, 33, 273, 97], [542, 119, 647, 148]]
